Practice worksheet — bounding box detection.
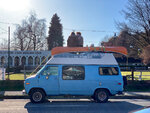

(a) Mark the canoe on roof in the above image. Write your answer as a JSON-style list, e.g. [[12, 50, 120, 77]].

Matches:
[[51, 46, 128, 56]]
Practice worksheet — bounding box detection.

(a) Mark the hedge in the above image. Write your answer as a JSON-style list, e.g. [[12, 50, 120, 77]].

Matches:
[[0, 80, 24, 91], [0, 80, 150, 91], [125, 80, 150, 91]]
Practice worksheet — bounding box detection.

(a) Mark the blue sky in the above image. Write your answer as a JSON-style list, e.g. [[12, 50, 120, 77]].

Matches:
[[0, 0, 128, 47]]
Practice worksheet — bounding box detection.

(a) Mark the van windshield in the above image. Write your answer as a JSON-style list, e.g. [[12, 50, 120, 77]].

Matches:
[[36, 66, 46, 75]]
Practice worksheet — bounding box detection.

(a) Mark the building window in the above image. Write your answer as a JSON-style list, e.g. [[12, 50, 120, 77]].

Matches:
[[21, 56, 26, 66], [35, 56, 40, 65], [41, 56, 46, 65], [8, 56, 13, 66], [62, 66, 85, 80], [99, 67, 119, 75], [1, 56, 5, 66], [28, 56, 33, 66], [14, 56, 20, 66], [41, 66, 58, 76]]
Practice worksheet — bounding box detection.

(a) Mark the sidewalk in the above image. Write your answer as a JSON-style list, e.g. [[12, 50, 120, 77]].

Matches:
[[0, 91, 150, 99]]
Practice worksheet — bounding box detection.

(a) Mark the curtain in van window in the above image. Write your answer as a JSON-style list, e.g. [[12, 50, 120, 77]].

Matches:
[[62, 66, 85, 80], [99, 67, 119, 75]]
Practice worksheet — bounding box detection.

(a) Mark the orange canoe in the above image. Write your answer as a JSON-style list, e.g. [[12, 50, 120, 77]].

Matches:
[[51, 46, 128, 56]]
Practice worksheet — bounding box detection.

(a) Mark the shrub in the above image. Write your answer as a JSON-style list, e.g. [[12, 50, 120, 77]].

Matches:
[[0, 80, 24, 91]]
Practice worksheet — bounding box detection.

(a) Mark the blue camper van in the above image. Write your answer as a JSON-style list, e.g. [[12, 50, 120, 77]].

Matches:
[[24, 48, 125, 103]]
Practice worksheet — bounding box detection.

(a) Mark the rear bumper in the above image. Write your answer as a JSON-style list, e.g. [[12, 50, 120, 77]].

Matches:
[[116, 91, 123, 95]]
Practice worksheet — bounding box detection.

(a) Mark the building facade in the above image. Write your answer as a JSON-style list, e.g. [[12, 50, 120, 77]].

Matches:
[[0, 50, 51, 67]]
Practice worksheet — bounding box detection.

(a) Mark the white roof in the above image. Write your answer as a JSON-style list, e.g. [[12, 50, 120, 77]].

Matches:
[[47, 52, 118, 65]]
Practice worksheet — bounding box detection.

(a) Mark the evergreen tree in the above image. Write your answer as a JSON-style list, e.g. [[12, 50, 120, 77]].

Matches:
[[47, 13, 64, 50]]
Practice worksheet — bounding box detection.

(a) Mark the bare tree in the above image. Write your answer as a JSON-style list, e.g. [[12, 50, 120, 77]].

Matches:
[[0, 38, 8, 50], [117, 0, 150, 49], [140, 45, 150, 64], [13, 11, 46, 50]]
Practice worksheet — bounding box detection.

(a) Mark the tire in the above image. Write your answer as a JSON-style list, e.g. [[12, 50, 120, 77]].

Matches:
[[30, 89, 46, 103], [94, 89, 109, 103]]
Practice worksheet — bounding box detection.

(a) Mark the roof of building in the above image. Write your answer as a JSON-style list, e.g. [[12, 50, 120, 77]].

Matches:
[[47, 52, 118, 65]]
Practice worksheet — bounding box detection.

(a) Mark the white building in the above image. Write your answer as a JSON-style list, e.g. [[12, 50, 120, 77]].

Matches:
[[0, 50, 50, 67]]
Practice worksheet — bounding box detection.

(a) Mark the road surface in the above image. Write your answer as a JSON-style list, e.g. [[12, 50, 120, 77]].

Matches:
[[0, 99, 150, 113]]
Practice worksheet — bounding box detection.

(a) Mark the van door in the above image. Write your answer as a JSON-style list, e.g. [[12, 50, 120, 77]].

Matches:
[[38, 65, 59, 95], [59, 65, 88, 95], [98, 66, 123, 94]]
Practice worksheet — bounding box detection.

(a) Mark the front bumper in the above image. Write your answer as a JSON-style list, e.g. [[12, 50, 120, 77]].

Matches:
[[22, 89, 27, 95]]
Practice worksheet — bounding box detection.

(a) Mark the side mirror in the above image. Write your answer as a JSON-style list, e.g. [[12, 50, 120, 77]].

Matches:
[[47, 72, 51, 76]]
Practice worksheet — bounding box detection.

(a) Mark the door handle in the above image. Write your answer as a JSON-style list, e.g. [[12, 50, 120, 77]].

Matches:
[[99, 82, 102, 86]]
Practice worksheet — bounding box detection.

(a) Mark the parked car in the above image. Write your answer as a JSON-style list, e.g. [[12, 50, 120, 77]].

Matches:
[[24, 47, 127, 103]]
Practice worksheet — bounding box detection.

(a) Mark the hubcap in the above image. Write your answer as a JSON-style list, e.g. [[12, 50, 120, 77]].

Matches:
[[32, 92, 42, 102], [98, 91, 107, 101]]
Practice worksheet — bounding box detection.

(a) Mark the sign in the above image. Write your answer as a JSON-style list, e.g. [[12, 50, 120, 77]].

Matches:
[[0, 51, 42, 55], [0, 68, 5, 80]]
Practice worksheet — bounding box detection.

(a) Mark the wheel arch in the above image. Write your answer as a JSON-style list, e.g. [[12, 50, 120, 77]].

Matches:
[[29, 87, 47, 96], [94, 88, 112, 96]]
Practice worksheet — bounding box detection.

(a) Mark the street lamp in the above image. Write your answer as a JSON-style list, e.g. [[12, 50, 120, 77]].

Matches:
[[113, 33, 117, 46], [7, 26, 10, 80]]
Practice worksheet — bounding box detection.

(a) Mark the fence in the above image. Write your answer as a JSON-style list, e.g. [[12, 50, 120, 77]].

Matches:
[[120, 65, 150, 81], [0, 68, 5, 80]]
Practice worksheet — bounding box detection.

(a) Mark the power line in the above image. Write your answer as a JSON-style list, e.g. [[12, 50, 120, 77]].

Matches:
[[63, 27, 118, 33], [0, 27, 8, 32], [0, 32, 7, 35], [0, 21, 18, 25], [0, 21, 118, 34]]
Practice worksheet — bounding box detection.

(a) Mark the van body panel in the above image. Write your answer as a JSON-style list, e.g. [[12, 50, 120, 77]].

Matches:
[[24, 76, 39, 94]]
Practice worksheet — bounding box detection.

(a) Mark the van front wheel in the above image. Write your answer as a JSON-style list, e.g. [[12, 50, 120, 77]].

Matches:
[[30, 89, 45, 103], [94, 89, 109, 103]]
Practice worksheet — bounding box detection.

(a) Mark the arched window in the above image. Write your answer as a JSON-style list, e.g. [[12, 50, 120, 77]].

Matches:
[[1, 56, 5, 66], [48, 56, 51, 60], [28, 56, 33, 66], [21, 57, 26, 66], [14, 56, 20, 66], [35, 56, 40, 65], [8, 56, 13, 66], [41, 56, 46, 65]]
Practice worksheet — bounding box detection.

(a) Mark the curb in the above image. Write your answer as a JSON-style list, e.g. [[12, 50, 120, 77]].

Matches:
[[0, 96, 29, 99], [0, 95, 150, 99]]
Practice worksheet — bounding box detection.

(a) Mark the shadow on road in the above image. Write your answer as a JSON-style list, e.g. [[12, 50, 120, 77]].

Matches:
[[24, 99, 143, 113]]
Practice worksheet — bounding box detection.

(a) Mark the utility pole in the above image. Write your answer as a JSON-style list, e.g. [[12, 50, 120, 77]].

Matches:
[[7, 26, 10, 80]]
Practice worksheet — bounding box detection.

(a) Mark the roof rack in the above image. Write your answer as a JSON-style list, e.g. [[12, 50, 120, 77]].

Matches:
[[51, 46, 128, 56]]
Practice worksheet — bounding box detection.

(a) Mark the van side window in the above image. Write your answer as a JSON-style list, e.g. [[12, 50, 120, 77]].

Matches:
[[41, 66, 58, 76], [62, 66, 85, 80], [99, 67, 119, 75]]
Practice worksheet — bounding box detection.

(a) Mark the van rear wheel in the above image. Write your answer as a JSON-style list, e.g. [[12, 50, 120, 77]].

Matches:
[[30, 89, 45, 103], [94, 89, 109, 103]]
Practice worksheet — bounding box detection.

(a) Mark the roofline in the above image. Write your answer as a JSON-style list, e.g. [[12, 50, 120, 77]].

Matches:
[[46, 64, 119, 66]]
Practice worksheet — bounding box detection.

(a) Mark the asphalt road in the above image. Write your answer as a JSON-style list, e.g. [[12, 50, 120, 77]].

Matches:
[[0, 99, 150, 113]]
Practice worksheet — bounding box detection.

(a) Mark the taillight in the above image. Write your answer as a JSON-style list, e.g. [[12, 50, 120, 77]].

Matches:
[[118, 83, 122, 85]]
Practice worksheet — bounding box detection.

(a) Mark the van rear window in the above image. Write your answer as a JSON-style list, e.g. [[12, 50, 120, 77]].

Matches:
[[99, 67, 119, 75], [62, 66, 85, 80]]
